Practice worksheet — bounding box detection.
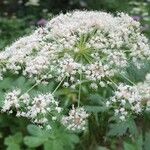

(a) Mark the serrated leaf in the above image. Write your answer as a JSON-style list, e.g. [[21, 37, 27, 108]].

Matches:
[[88, 94, 105, 104], [108, 122, 128, 136], [125, 62, 150, 83], [24, 124, 79, 150], [4, 132, 22, 150], [5, 132, 22, 145], [12, 76, 34, 92], [37, 81, 55, 93], [27, 125, 50, 137], [108, 119, 137, 136], [24, 136, 46, 148]]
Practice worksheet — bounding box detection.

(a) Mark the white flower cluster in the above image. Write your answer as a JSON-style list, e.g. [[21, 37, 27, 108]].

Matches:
[[0, 11, 149, 88], [25, 93, 62, 125], [106, 72, 150, 121], [61, 106, 89, 131], [57, 54, 81, 84], [1, 90, 61, 128], [106, 84, 143, 121], [2, 89, 21, 113], [136, 73, 150, 110], [1, 89, 88, 131], [0, 11, 150, 131]]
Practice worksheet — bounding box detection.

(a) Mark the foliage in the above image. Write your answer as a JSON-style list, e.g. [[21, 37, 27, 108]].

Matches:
[[0, 17, 33, 50], [24, 124, 79, 150], [4, 132, 23, 150]]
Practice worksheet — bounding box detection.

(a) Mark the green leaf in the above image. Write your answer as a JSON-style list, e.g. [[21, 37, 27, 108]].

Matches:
[[13, 76, 26, 88], [4, 132, 23, 150], [24, 124, 79, 150], [144, 131, 150, 150], [123, 134, 143, 150], [44, 140, 63, 150], [27, 125, 44, 136], [27, 124, 50, 137], [108, 119, 137, 136], [12, 76, 34, 92], [0, 77, 13, 90], [66, 134, 80, 144], [108, 121, 129, 136], [88, 94, 105, 104], [123, 142, 136, 150], [5, 132, 22, 145], [125, 62, 150, 83], [24, 136, 46, 148], [6, 144, 20, 150], [24, 125, 50, 148], [37, 81, 55, 93], [85, 106, 107, 113], [128, 119, 138, 135]]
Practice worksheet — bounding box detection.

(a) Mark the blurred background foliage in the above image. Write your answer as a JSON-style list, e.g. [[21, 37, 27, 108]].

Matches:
[[0, 0, 150, 50], [0, 0, 150, 150]]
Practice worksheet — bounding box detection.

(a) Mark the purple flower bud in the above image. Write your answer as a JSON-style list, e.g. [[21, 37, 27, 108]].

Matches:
[[37, 19, 47, 27], [132, 16, 141, 21]]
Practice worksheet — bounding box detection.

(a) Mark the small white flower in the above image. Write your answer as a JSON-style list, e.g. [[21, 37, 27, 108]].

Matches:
[[52, 116, 57, 121], [90, 83, 98, 90], [61, 105, 89, 131], [46, 125, 52, 130], [107, 83, 143, 121], [2, 89, 21, 112], [106, 101, 110, 107], [26, 0, 40, 6], [99, 81, 105, 87], [119, 115, 125, 121]]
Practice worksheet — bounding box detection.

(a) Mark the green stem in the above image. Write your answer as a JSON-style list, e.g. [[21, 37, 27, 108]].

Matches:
[[19, 71, 51, 98], [52, 76, 66, 94], [78, 72, 82, 107], [120, 73, 136, 85], [106, 76, 118, 88]]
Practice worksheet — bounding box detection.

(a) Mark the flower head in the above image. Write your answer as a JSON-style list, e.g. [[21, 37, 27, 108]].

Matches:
[[0, 11, 149, 88], [61, 105, 89, 131]]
